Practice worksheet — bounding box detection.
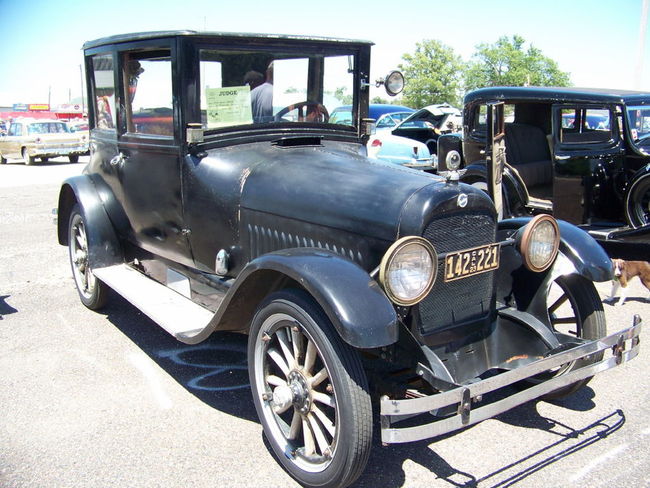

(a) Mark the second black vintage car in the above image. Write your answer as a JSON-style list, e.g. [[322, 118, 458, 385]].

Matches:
[[57, 32, 641, 488], [439, 86, 650, 260]]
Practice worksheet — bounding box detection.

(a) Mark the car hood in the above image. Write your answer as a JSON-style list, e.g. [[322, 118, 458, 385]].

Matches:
[[238, 141, 446, 242]]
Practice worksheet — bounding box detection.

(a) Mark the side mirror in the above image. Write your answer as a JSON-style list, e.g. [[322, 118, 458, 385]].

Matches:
[[376, 71, 404, 96]]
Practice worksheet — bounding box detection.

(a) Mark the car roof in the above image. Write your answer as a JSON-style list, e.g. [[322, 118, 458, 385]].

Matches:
[[465, 86, 650, 106], [368, 105, 414, 118], [84, 30, 373, 50]]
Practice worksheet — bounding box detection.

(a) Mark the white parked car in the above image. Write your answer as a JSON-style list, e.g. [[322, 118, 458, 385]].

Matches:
[[367, 103, 462, 170]]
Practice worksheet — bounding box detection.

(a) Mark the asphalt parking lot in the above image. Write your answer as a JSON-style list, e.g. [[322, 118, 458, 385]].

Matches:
[[1, 158, 649, 488]]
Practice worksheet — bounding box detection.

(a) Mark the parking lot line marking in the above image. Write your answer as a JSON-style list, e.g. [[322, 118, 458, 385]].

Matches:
[[129, 352, 173, 409], [569, 443, 628, 481]]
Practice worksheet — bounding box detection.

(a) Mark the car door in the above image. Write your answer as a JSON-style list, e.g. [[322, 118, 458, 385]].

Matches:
[[551, 104, 625, 224], [3, 122, 24, 158], [87, 42, 193, 266]]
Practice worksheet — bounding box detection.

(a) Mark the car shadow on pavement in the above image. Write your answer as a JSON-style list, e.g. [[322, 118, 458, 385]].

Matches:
[[355, 404, 625, 488], [0, 294, 18, 319], [99, 293, 258, 423]]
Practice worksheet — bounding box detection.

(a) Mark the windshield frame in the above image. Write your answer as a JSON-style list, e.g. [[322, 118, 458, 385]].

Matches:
[[626, 102, 650, 154], [180, 36, 371, 142]]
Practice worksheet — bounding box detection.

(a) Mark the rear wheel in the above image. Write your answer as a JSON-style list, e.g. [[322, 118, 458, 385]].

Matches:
[[541, 273, 606, 399], [68, 204, 109, 309], [248, 289, 371, 488], [69, 154, 79, 164], [625, 173, 650, 228], [0, 154, 6, 164], [22, 148, 35, 165], [41, 157, 49, 163]]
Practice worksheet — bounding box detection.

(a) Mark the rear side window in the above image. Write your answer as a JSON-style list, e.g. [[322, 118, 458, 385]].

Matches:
[[91, 54, 116, 131], [559, 107, 613, 144]]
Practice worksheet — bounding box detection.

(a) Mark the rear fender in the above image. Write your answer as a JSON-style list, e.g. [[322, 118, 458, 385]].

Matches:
[[197, 249, 398, 349], [57, 175, 123, 268]]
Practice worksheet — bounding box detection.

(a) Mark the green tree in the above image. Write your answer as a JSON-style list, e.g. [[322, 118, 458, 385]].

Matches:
[[464, 35, 571, 91], [398, 39, 464, 108], [334, 86, 353, 105]]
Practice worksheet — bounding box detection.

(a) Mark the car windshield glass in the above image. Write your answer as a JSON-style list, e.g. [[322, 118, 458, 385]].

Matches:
[[198, 47, 356, 130], [627, 104, 650, 151]]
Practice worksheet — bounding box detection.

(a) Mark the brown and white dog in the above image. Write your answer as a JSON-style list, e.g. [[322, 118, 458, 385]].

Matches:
[[609, 259, 650, 306]]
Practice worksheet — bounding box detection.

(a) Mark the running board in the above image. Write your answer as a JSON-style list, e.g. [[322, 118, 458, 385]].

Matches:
[[93, 264, 214, 341]]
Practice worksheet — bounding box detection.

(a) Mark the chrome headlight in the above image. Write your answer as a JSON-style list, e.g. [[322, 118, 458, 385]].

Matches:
[[379, 236, 437, 306], [518, 215, 560, 272], [445, 149, 461, 170]]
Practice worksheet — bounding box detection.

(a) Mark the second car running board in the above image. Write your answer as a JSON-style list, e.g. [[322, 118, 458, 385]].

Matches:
[[93, 264, 214, 342]]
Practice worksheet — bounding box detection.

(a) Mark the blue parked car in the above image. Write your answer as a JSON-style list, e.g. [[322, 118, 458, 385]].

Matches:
[[329, 103, 414, 126]]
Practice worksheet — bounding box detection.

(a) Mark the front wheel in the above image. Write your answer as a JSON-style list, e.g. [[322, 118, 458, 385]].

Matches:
[[69, 154, 79, 164], [68, 205, 109, 309], [542, 274, 606, 399], [248, 289, 371, 488]]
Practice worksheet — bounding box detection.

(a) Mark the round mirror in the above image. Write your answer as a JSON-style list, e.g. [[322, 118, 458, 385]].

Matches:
[[384, 71, 404, 96]]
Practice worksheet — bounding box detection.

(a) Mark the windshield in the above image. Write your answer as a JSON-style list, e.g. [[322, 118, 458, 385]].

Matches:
[[627, 104, 650, 152], [198, 47, 356, 130]]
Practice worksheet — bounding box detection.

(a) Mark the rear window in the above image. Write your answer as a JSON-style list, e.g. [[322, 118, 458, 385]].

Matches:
[[559, 107, 613, 144], [27, 122, 69, 134]]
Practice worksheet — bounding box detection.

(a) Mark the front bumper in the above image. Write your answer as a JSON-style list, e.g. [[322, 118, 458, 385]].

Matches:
[[380, 316, 642, 444]]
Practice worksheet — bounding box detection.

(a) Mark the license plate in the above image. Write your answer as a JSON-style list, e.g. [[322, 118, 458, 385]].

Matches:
[[444, 243, 500, 282]]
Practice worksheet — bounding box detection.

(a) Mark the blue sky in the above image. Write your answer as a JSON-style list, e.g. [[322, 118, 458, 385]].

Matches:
[[0, 0, 647, 106]]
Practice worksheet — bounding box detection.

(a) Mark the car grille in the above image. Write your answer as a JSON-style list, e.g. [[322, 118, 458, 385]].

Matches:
[[419, 211, 496, 335]]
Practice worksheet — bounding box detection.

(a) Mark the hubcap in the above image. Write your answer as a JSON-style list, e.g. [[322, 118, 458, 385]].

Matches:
[[254, 314, 338, 472]]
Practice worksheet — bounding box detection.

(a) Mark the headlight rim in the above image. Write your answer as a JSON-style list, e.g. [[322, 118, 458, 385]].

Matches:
[[519, 214, 560, 273], [379, 236, 437, 306]]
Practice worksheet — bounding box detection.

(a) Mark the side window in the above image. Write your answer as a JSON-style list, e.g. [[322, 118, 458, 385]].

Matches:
[[8, 123, 22, 136], [92, 54, 116, 131], [559, 107, 613, 144], [122, 50, 173, 136]]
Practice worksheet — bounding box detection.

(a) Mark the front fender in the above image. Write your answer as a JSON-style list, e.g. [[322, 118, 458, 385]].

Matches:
[[57, 175, 123, 269], [194, 248, 398, 348], [498, 217, 612, 282], [461, 161, 529, 216]]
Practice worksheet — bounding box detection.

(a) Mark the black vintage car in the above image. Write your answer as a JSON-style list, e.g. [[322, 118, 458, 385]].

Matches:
[[57, 32, 641, 488], [439, 87, 650, 260]]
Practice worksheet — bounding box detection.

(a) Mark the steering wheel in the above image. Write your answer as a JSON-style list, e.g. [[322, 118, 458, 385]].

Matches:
[[274, 101, 329, 123]]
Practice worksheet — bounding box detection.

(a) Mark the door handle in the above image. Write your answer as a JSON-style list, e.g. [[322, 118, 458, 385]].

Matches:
[[109, 152, 127, 168]]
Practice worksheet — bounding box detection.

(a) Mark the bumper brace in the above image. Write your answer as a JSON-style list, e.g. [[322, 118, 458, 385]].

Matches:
[[380, 316, 642, 444]]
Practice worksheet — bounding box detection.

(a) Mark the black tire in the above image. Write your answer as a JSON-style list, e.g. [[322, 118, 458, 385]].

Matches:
[[248, 289, 371, 488], [0, 154, 7, 164], [22, 148, 36, 165], [69, 154, 79, 164], [625, 173, 650, 228], [41, 157, 49, 163], [68, 204, 109, 309], [541, 273, 606, 399]]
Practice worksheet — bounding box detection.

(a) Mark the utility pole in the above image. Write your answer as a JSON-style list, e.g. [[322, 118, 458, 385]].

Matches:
[[79, 64, 85, 114]]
